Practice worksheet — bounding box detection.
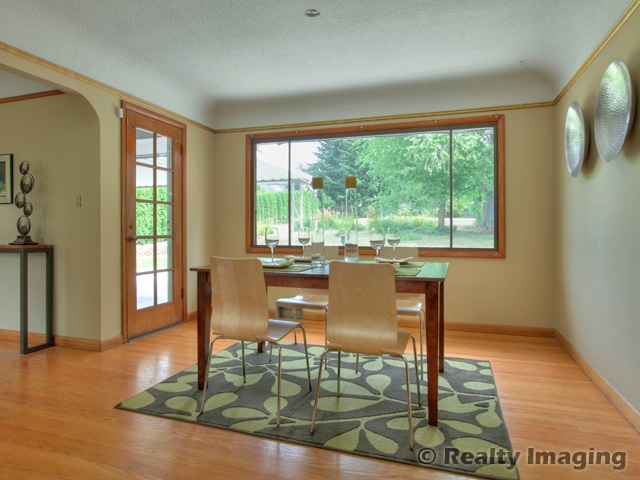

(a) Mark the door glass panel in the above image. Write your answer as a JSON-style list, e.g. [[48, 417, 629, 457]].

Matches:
[[157, 135, 172, 169], [136, 201, 154, 236], [156, 169, 172, 202], [157, 238, 168, 269], [136, 238, 154, 273], [156, 204, 171, 235], [159, 237, 173, 269], [157, 271, 173, 304], [136, 128, 154, 165], [136, 166, 155, 198], [136, 273, 155, 309]]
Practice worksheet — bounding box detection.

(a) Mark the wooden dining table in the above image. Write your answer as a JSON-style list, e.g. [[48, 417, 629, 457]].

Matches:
[[190, 260, 448, 426]]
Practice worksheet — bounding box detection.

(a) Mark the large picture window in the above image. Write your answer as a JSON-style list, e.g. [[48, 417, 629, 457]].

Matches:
[[247, 115, 505, 258]]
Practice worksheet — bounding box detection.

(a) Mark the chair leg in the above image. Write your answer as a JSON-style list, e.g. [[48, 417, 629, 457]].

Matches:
[[399, 355, 415, 450], [410, 334, 422, 407], [200, 335, 224, 412], [296, 324, 312, 391], [324, 307, 328, 370], [337, 351, 341, 396], [241, 341, 246, 383], [310, 348, 330, 434], [273, 342, 283, 427], [355, 353, 359, 372], [270, 305, 279, 361]]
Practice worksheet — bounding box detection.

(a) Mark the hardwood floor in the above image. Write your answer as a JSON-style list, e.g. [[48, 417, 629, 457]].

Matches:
[[1, 320, 638, 479]]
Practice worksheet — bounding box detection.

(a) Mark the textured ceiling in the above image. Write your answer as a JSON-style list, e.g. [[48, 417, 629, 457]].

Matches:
[[0, 0, 635, 129]]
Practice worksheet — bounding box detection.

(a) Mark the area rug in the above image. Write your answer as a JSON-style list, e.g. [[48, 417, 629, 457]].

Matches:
[[116, 343, 519, 480]]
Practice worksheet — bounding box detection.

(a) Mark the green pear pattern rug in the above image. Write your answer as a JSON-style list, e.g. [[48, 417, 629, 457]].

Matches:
[[117, 342, 519, 480]]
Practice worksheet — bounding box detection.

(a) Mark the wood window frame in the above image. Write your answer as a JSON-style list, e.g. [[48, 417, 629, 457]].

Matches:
[[245, 114, 505, 259]]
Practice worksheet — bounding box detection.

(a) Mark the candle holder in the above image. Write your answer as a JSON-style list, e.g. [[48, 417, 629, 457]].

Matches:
[[9, 161, 38, 245]]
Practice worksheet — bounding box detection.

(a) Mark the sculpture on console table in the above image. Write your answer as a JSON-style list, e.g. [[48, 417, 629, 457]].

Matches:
[[9, 161, 38, 245]]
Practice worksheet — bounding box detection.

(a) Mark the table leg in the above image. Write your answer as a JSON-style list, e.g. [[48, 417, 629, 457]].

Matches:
[[45, 249, 54, 348], [197, 271, 211, 390], [425, 282, 439, 425], [439, 281, 445, 373], [19, 250, 29, 355]]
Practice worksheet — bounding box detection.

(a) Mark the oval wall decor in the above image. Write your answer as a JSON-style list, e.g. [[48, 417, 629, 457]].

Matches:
[[564, 101, 589, 177], [594, 59, 636, 163]]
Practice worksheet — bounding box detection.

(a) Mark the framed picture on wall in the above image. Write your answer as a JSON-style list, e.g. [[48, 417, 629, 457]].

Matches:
[[0, 154, 13, 204]]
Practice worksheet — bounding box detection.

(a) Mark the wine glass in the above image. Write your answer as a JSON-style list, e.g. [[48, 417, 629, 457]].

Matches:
[[264, 226, 279, 264], [298, 227, 310, 249], [369, 228, 385, 261], [386, 229, 401, 260]]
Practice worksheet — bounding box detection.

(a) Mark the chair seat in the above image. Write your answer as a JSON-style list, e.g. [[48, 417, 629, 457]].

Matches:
[[276, 291, 328, 310], [258, 319, 302, 343], [327, 330, 412, 358], [395, 296, 423, 315]]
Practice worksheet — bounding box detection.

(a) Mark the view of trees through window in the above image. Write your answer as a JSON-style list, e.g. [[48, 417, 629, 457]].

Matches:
[[251, 116, 503, 256]]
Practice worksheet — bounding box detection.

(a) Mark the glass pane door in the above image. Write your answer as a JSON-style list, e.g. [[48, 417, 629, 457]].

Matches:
[[135, 128, 175, 310]]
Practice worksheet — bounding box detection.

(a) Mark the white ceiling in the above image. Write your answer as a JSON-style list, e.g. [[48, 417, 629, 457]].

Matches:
[[0, 0, 635, 130]]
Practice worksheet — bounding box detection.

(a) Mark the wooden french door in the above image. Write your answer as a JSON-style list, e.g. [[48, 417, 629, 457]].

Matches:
[[121, 102, 186, 340]]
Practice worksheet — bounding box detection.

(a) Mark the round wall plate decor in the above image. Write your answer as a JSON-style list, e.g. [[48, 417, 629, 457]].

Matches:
[[594, 59, 636, 163], [564, 101, 589, 177]]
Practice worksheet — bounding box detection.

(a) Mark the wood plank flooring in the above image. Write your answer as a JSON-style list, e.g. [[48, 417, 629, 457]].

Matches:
[[1, 320, 638, 479]]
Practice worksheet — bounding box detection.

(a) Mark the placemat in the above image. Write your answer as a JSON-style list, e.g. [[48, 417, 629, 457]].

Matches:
[[262, 264, 315, 272]]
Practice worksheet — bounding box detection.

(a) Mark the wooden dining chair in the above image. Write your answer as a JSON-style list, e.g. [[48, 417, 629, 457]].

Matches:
[[379, 246, 426, 378], [310, 261, 421, 449], [200, 256, 312, 426]]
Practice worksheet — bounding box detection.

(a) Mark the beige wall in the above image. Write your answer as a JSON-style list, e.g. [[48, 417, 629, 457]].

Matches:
[[213, 108, 557, 324], [555, 8, 640, 412], [0, 93, 101, 339], [184, 124, 217, 309]]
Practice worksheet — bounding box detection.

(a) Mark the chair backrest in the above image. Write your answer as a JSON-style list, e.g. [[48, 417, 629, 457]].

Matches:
[[327, 261, 398, 355], [380, 246, 419, 259], [303, 245, 340, 260], [209, 256, 269, 340]]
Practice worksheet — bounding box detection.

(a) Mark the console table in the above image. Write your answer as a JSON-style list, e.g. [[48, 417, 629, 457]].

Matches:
[[0, 244, 54, 354]]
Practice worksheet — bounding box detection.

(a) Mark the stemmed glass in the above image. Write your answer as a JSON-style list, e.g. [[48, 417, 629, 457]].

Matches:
[[386, 229, 401, 260], [264, 226, 279, 265], [298, 227, 310, 250], [369, 228, 385, 261]]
